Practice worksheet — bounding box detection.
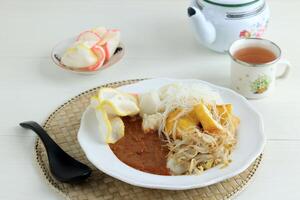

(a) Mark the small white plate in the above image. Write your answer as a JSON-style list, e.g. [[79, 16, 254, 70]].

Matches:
[[78, 78, 265, 190], [51, 37, 125, 75]]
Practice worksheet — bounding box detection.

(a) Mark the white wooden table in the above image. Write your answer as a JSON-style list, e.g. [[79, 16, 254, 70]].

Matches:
[[1, 0, 299, 199]]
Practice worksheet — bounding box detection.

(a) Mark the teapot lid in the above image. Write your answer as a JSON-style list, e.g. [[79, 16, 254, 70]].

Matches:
[[202, 0, 260, 7]]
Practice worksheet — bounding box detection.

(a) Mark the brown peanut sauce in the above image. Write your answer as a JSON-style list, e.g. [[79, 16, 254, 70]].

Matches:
[[109, 116, 170, 175]]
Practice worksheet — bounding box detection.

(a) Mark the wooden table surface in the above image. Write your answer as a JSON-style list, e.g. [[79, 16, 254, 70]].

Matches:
[[1, 0, 299, 199]]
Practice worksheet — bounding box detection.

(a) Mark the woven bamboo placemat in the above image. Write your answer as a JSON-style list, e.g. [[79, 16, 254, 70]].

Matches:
[[36, 79, 262, 200]]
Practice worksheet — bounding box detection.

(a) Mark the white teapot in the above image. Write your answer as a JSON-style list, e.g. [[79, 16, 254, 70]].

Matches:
[[188, 0, 270, 53]]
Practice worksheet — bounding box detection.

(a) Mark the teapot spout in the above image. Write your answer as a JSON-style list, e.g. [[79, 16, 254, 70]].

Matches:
[[187, 7, 216, 45]]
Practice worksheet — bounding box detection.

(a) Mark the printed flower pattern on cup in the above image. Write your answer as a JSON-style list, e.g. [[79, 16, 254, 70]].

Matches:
[[239, 20, 268, 38], [239, 30, 251, 38], [250, 74, 271, 94]]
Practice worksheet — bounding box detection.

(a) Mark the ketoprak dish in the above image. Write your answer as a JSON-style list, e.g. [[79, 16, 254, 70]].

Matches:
[[90, 83, 240, 175]]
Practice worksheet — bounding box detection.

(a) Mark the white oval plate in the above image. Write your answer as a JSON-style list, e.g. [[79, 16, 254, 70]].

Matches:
[[78, 78, 265, 190]]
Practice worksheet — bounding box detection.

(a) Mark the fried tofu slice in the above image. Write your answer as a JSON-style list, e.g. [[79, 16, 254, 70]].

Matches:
[[177, 111, 198, 131], [194, 102, 224, 134], [165, 109, 182, 135], [164, 103, 238, 137], [216, 104, 233, 125], [216, 104, 239, 133], [230, 115, 240, 133], [206, 103, 239, 133], [165, 109, 198, 138]]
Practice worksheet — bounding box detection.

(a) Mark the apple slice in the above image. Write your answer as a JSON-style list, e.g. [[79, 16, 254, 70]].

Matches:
[[105, 30, 120, 62], [97, 30, 120, 63], [88, 45, 105, 70], [76, 31, 102, 46], [92, 27, 107, 37], [75, 60, 101, 72], [64, 44, 105, 72], [62, 27, 120, 71], [61, 42, 98, 69]]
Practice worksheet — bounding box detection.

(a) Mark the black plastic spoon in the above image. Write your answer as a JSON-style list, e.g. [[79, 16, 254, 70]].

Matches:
[[20, 121, 92, 183]]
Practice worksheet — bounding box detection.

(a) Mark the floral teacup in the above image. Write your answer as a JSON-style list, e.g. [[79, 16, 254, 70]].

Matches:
[[229, 38, 291, 99]]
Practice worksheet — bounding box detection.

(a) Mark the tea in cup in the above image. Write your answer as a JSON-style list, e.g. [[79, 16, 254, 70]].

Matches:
[[229, 38, 291, 99]]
